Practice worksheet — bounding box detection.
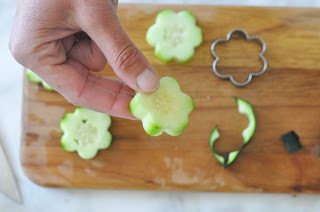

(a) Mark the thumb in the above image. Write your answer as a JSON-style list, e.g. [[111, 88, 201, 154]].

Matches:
[[77, 3, 159, 93]]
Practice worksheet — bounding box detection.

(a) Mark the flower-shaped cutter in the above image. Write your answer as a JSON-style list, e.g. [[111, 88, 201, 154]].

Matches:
[[210, 29, 268, 87]]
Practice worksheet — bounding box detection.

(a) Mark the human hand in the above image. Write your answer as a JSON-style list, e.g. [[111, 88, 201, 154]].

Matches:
[[9, 0, 159, 119]]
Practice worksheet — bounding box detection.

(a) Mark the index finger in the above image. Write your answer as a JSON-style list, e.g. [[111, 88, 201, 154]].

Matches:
[[39, 59, 136, 119]]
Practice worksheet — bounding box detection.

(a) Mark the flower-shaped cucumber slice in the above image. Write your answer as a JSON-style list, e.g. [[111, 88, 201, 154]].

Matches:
[[209, 97, 256, 167], [130, 76, 194, 136], [146, 9, 203, 63], [26, 69, 54, 91], [60, 108, 112, 160]]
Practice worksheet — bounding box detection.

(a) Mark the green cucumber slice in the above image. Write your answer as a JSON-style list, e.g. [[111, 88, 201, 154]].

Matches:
[[60, 108, 112, 160], [26, 69, 54, 91], [130, 76, 194, 136], [146, 9, 203, 63], [209, 97, 256, 167]]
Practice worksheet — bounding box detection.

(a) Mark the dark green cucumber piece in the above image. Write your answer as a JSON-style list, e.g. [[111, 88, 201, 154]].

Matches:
[[281, 131, 303, 153]]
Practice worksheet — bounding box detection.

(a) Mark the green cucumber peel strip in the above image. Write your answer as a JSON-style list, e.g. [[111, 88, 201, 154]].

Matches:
[[60, 107, 112, 160], [130, 76, 194, 137], [26, 69, 54, 91], [236, 97, 256, 144], [146, 9, 203, 63], [209, 97, 256, 167]]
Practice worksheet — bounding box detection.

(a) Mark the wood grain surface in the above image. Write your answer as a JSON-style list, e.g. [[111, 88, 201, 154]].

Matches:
[[21, 5, 320, 193]]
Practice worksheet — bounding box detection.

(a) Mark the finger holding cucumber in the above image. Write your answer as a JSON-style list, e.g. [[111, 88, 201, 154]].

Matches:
[[11, 0, 160, 119]]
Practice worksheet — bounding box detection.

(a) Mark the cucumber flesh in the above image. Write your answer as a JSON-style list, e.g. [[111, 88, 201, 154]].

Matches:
[[146, 9, 203, 63], [227, 150, 241, 166], [60, 108, 112, 160], [208, 97, 256, 167], [26, 69, 54, 91], [130, 76, 194, 136]]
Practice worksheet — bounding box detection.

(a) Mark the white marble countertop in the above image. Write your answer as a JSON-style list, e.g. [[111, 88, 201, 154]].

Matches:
[[1, 0, 320, 211]]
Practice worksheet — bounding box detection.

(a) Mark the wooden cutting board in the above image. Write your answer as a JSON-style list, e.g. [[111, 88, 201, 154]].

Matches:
[[21, 5, 320, 193]]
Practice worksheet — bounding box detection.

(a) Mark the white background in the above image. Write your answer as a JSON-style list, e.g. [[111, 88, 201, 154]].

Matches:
[[1, 0, 320, 211]]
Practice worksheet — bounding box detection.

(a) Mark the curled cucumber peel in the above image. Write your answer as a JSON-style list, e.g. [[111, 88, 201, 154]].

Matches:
[[130, 76, 194, 136], [60, 108, 112, 160], [26, 69, 54, 91], [146, 9, 203, 63], [209, 97, 256, 167]]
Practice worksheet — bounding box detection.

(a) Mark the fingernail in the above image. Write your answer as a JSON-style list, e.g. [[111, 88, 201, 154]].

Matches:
[[136, 68, 159, 92]]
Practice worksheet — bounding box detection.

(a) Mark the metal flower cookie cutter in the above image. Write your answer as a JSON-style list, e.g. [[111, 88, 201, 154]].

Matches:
[[210, 29, 268, 87]]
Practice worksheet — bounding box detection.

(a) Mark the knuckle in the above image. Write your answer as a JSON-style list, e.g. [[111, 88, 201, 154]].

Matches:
[[115, 44, 141, 72], [9, 39, 25, 65], [75, 0, 115, 27]]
